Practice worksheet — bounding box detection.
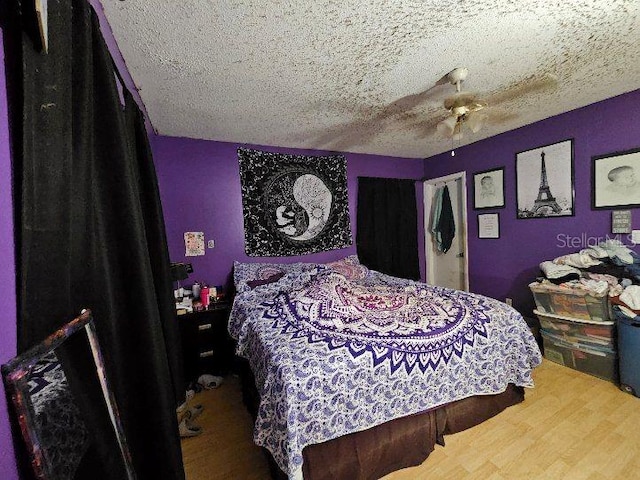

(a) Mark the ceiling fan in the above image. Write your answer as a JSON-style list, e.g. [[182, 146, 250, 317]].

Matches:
[[436, 67, 488, 139]]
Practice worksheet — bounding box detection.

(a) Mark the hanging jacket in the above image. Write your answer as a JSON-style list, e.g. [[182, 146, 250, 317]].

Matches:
[[437, 185, 456, 253], [430, 186, 444, 251]]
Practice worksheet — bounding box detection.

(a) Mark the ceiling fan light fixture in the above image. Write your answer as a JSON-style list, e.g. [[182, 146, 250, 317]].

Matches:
[[437, 115, 458, 137], [466, 112, 488, 133]]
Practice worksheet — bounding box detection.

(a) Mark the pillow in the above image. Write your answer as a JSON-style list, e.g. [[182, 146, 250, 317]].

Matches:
[[233, 261, 322, 293], [246, 272, 285, 290], [326, 255, 369, 280]]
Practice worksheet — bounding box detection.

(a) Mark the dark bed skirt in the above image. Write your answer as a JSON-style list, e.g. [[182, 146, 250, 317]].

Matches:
[[237, 359, 524, 480]]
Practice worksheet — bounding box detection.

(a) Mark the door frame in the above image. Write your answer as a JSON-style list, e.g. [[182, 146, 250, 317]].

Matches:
[[423, 171, 470, 291]]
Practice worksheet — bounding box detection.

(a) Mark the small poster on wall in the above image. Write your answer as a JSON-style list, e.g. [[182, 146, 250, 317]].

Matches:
[[611, 210, 632, 234], [184, 231, 205, 256], [478, 213, 500, 239]]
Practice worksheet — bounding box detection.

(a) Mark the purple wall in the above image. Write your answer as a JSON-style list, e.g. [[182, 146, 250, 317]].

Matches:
[[151, 137, 425, 290], [424, 89, 640, 316], [89, 0, 153, 134], [0, 26, 19, 480]]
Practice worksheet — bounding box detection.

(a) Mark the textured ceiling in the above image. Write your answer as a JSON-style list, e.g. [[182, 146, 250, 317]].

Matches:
[[101, 0, 640, 159]]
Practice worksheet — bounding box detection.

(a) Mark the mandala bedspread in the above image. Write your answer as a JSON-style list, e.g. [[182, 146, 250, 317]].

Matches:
[[229, 268, 542, 479]]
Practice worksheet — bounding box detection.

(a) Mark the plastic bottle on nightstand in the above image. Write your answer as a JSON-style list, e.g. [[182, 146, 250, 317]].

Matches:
[[192, 282, 201, 300], [200, 285, 210, 309]]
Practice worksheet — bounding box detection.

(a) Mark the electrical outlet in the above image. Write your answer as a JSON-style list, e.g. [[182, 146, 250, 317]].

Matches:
[[207, 240, 215, 249], [505, 297, 513, 306]]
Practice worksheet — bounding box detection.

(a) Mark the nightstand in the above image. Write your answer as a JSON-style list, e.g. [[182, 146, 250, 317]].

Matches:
[[177, 301, 235, 383]]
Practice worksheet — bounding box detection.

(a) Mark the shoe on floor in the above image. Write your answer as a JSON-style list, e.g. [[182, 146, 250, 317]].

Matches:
[[184, 404, 204, 421], [179, 417, 202, 438], [197, 374, 223, 390]]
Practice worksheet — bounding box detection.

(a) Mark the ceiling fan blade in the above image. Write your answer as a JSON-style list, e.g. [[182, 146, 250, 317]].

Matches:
[[435, 72, 451, 86], [437, 115, 459, 137], [465, 111, 488, 133], [486, 73, 558, 106]]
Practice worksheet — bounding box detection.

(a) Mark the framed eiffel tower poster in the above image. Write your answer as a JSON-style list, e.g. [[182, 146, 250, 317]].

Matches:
[[516, 139, 575, 219]]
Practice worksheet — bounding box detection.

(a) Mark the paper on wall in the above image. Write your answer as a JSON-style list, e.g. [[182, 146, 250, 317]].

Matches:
[[184, 232, 205, 256]]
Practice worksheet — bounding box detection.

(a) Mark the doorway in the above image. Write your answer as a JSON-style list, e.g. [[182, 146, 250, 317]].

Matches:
[[423, 172, 469, 291]]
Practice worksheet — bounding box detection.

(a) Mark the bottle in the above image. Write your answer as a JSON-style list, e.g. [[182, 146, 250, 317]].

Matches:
[[200, 285, 210, 309], [192, 282, 201, 300], [209, 286, 217, 303]]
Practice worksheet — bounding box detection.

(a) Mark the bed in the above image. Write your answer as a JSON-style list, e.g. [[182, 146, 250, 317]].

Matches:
[[229, 256, 542, 480]]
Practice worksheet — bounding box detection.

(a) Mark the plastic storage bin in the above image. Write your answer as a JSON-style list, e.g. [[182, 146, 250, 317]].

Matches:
[[613, 306, 640, 397], [529, 282, 611, 321], [541, 330, 618, 383], [534, 310, 616, 349]]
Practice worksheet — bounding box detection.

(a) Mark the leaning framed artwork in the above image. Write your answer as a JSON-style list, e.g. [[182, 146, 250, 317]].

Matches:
[[473, 167, 505, 209], [515, 139, 575, 219], [592, 148, 640, 209]]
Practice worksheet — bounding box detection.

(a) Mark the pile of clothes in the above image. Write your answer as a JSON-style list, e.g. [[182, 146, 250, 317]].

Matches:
[[536, 239, 640, 316]]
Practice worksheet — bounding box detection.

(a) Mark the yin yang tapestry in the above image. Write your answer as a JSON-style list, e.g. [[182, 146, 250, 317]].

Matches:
[[238, 148, 352, 256]]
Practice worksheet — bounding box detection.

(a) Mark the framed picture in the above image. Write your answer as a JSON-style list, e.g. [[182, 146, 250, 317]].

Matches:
[[592, 148, 640, 209], [478, 213, 500, 239], [516, 139, 574, 219], [473, 167, 505, 209]]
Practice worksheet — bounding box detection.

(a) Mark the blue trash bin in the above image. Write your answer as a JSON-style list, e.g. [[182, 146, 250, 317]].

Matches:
[[615, 306, 640, 397]]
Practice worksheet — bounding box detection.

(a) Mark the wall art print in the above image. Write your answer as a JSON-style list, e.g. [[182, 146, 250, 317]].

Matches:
[[592, 148, 640, 209], [238, 148, 352, 256], [516, 139, 575, 219], [473, 167, 505, 210]]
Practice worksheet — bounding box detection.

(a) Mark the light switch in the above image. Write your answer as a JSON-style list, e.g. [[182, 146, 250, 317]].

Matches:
[[207, 239, 215, 249], [632, 230, 640, 244]]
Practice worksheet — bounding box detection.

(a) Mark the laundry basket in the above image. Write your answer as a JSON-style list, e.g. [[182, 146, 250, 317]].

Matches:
[[614, 306, 640, 397]]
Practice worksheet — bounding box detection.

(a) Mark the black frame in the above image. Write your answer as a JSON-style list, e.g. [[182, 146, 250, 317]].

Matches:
[[478, 213, 500, 239], [515, 139, 575, 219], [473, 167, 505, 210], [592, 147, 640, 210]]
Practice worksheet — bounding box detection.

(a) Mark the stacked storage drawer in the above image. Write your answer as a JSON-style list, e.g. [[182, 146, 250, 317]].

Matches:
[[530, 282, 617, 383], [529, 282, 611, 321]]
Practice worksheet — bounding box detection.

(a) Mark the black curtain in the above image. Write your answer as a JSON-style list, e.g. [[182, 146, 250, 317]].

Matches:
[[356, 177, 420, 280], [7, 0, 185, 478]]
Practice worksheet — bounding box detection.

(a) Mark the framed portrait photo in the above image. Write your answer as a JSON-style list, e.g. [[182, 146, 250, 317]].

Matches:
[[473, 167, 505, 209], [478, 213, 500, 239], [516, 139, 575, 219], [592, 148, 640, 209]]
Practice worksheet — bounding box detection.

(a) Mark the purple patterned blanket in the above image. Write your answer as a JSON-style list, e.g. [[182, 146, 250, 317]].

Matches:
[[229, 266, 542, 479]]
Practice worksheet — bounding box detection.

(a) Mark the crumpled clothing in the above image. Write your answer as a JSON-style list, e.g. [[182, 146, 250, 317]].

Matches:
[[540, 261, 581, 280], [584, 260, 629, 280], [554, 251, 602, 269], [555, 279, 607, 296], [583, 272, 619, 286], [620, 285, 640, 310], [582, 246, 608, 259], [578, 278, 609, 295], [599, 239, 634, 265], [610, 295, 640, 316], [609, 284, 624, 297], [610, 251, 640, 282]]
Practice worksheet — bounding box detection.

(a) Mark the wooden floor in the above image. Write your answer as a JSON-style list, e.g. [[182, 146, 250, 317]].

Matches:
[[181, 360, 640, 480]]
